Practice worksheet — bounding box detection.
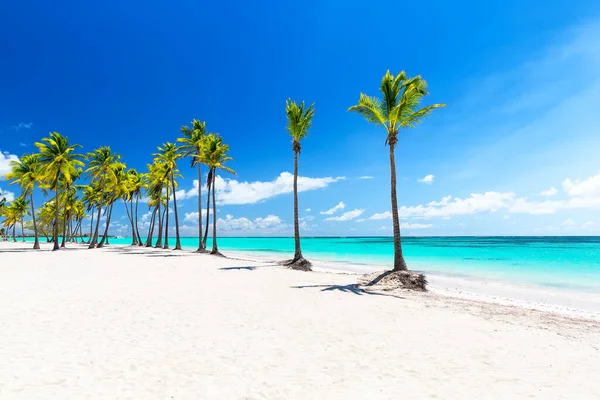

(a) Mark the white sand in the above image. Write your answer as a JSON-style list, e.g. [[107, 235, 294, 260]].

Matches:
[[1, 242, 599, 399]]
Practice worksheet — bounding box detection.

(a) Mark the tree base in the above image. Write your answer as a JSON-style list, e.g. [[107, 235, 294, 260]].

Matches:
[[358, 270, 427, 291], [283, 257, 312, 271], [194, 248, 208, 253], [210, 250, 225, 257]]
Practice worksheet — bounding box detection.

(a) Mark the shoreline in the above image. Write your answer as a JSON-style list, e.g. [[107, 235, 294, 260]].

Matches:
[[224, 249, 600, 320]]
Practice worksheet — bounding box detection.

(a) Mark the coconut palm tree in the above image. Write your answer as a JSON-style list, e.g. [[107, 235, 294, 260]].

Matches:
[[6, 154, 42, 249], [11, 197, 30, 242], [35, 132, 85, 250], [204, 134, 235, 255], [348, 70, 446, 271], [98, 163, 126, 248], [285, 99, 315, 271], [1, 204, 18, 242], [154, 143, 183, 250], [85, 147, 122, 249], [178, 120, 207, 252]]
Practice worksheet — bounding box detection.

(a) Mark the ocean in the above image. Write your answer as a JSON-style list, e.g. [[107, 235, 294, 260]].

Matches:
[[104, 236, 600, 293]]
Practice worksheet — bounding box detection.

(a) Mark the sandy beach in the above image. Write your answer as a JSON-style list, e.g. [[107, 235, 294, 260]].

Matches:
[[1, 242, 599, 399]]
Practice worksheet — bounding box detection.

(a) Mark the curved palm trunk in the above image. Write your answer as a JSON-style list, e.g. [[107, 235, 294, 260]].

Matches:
[[154, 202, 163, 248], [88, 210, 95, 244], [171, 174, 182, 250], [60, 211, 68, 248], [135, 197, 142, 246], [29, 192, 40, 249], [124, 198, 136, 245], [202, 170, 212, 247], [210, 171, 220, 255], [145, 207, 157, 247], [89, 204, 103, 249], [389, 143, 408, 271], [98, 202, 114, 248], [196, 163, 204, 252], [12, 225, 16, 242], [292, 150, 302, 261], [163, 186, 170, 250], [53, 185, 60, 251], [20, 220, 25, 242]]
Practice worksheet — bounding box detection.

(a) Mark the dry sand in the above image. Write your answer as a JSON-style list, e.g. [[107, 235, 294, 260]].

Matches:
[[1, 241, 599, 399]]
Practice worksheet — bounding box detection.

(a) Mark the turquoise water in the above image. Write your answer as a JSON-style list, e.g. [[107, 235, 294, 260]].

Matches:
[[102, 236, 600, 292]]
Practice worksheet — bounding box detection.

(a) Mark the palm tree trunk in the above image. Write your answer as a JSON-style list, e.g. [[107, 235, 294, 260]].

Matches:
[[202, 170, 212, 247], [90, 204, 103, 249], [12, 225, 16, 242], [98, 202, 114, 247], [163, 186, 170, 249], [60, 210, 68, 247], [20, 220, 25, 242], [88, 209, 95, 244], [124, 198, 136, 245], [389, 144, 408, 271], [210, 171, 220, 255], [171, 174, 182, 250], [292, 150, 302, 261], [53, 185, 60, 251], [154, 201, 163, 248], [196, 163, 204, 252], [135, 197, 142, 246], [30, 192, 40, 249], [145, 206, 157, 247]]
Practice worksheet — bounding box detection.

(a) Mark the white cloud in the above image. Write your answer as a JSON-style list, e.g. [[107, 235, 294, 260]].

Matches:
[[539, 187, 558, 196], [19, 143, 27, 147], [217, 214, 285, 233], [358, 176, 374, 180], [0, 187, 15, 202], [369, 211, 392, 220], [11, 122, 33, 131], [320, 201, 346, 215], [178, 172, 345, 205], [0, 151, 19, 180], [559, 219, 598, 230], [418, 174, 435, 185], [399, 192, 514, 218], [401, 223, 433, 229], [305, 208, 311, 212], [324, 208, 365, 222], [562, 172, 600, 197], [300, 215, 314, 221]]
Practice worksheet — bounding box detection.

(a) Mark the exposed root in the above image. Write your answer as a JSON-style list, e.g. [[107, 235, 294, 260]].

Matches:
[[358, 270, 428, 292], [283, 257, 312, 272], [210, 250, 226, 258]]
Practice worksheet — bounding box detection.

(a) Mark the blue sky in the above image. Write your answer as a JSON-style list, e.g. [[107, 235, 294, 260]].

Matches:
[[2, 0, 600, 236]]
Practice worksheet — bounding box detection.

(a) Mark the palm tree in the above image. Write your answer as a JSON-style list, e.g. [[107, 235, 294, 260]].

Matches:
[[285, 99, 315, 271], [204, 134, 235, 255], [11, 197, 30, 242], [35, 132, 85, 250], [178, 120, 207, 252], [98, 163, 126, 248], [349, 70, 446, 271], [154, 143, 183, 250], [6, 154, 42, 249], [1, 204, 18, 242], [85, 147, 122, 249]]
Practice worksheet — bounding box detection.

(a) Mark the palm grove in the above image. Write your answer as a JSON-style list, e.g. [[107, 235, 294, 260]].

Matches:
[[1, 70, 444, 278]]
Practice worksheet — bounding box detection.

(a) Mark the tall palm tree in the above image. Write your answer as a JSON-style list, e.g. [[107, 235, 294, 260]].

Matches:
[[6, 154, 42, 249], [1, 204, 18, 242], [98, 163, 126, 248], [85, 147, 122, 249], [204, 134, 235, 255], [349, 70, 446, 271], [35, 132, 85, 251], [6, 197, 29, 242], [285, 99, 315, 270], [154, 143, 183, 250], [178, 119, 207, 252]]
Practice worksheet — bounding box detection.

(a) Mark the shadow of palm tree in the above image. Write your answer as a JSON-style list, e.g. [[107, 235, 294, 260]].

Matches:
[[219, 265, 275, 271], [291, 284, 405, 299]]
